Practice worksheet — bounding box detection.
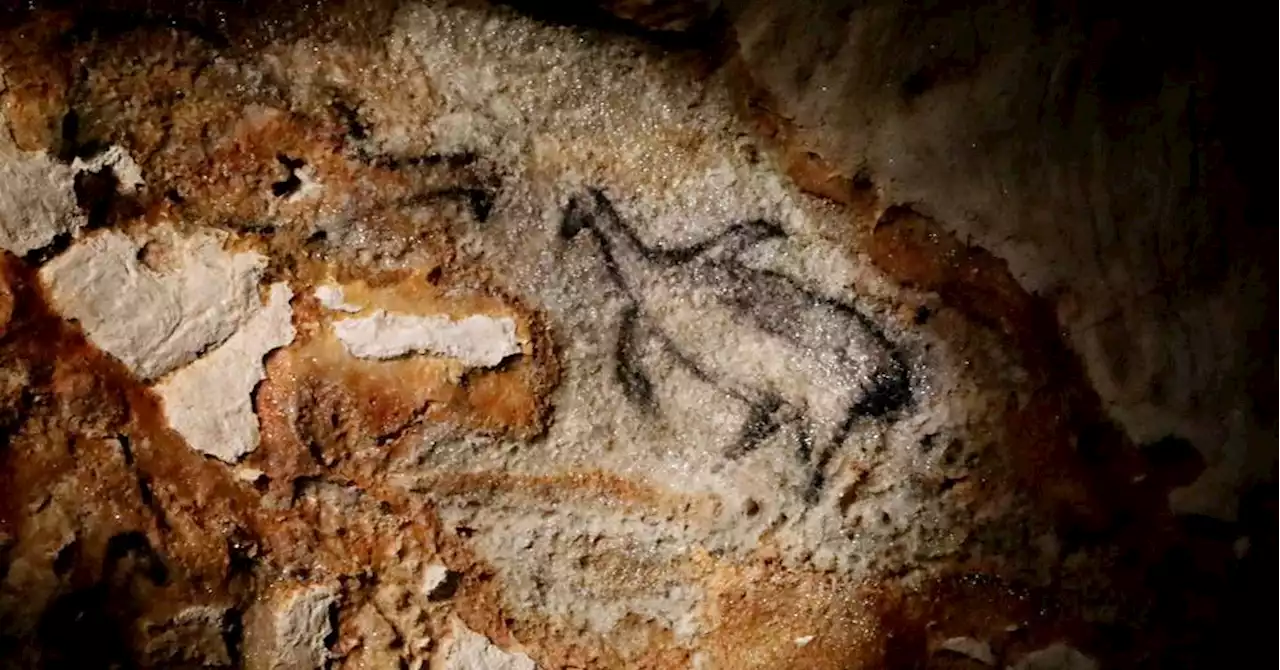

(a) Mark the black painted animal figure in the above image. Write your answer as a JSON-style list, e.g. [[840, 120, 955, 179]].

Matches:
[[560, 188, 910, 500]]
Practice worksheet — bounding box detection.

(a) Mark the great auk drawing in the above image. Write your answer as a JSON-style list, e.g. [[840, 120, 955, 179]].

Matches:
[[560, 188, 911, 501]]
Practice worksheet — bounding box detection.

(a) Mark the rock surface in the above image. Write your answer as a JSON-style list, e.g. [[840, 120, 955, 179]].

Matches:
[[155, 281, 296, 462], [0, 151, 79, 256], [333, 310, 520, 366], [39, 228, 269, 381], [438, 618, 538, 670], [0, 0, 1270, 669], [723, 0, 1275, 522], [245, 585, 339, 670]]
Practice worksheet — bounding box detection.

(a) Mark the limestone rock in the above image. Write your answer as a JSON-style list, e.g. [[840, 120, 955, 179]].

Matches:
[[724, 0, 1274, 518], [39, 228, 268, 381], [0, 1, 1266, 669], [155, 282, 296, 462], [71, 145, 144, 194], [138, 605, 232, 667], [246, 585, 338, 670], [333, 310, 520, 367], [435, 618, 536, 670], [0, 150, 79, 255]]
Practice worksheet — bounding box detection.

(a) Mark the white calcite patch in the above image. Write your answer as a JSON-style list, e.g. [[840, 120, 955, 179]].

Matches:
[[155, 282, 295, 462], [39, 229, 268, 381], [0, 151, 80, 255], [314, 284, 362, 313], [71, 145, 144, 194], [40, 226, 294, 461], [437, 618, 536, 670], [333, 310, 520, 367]]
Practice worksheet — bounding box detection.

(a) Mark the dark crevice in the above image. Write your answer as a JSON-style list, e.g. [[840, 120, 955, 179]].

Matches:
[[52, 537, 79, 576], [270, 173, 302, 198], [135, 475, 170, 532], [222, 607, 244, 667], [104, 531, 168, 587], [21, 232, 74, 266], [115, 434, 133, 465], [227, 528, 259, 579], [305, 436, 328, 467], [425, 570, 462, 601], [271, 153, 305, 198], [55, 109, 80, 163], [290, 476, 320, 506], [1140, 434, 1206, 489], [322, 599, 340, 651], [73, 167, 120, 230], [374, 402, 433, 449], [0, 386, 37, 453], [900, 68, 935, 100], [37, 585, 130, 670], [305, 229, 329, 246], [0, 538, 12, 583]]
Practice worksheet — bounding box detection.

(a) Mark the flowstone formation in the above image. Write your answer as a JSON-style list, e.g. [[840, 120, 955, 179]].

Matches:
[[0, 1, 1270, 668]]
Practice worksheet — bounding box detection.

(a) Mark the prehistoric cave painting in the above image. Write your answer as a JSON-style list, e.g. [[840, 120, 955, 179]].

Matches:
[[560, 188, 912, 499]]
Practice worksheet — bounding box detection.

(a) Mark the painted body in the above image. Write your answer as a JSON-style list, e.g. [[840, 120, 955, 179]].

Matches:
[[561, 189, 910, 498]]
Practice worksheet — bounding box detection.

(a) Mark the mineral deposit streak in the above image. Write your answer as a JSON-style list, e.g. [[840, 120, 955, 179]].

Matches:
[[560, 188, 912, 500]]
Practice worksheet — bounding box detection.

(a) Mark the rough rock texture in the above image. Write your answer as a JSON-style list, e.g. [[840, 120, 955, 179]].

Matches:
[[0, 151, 79, 256], [242, 584, 339, 670], [0, 1, 1271, 669], [39, 228, 270, 382], [438, 618, 538, 670], [155, 281, 296, 462], [723, 0, 1275, 522]]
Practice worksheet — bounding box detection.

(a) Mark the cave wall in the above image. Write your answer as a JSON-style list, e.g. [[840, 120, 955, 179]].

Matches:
[[0, 0, 1272, 668], [725, 0, 1275, 521]]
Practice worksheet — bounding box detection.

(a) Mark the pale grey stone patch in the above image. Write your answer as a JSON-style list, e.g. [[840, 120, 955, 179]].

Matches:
[[39, 228, 267, 381], [437, 618, 536, 670], [0, 151, 80, 256], [333, 309, 520, 367], [155, 282, 296, 462]]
